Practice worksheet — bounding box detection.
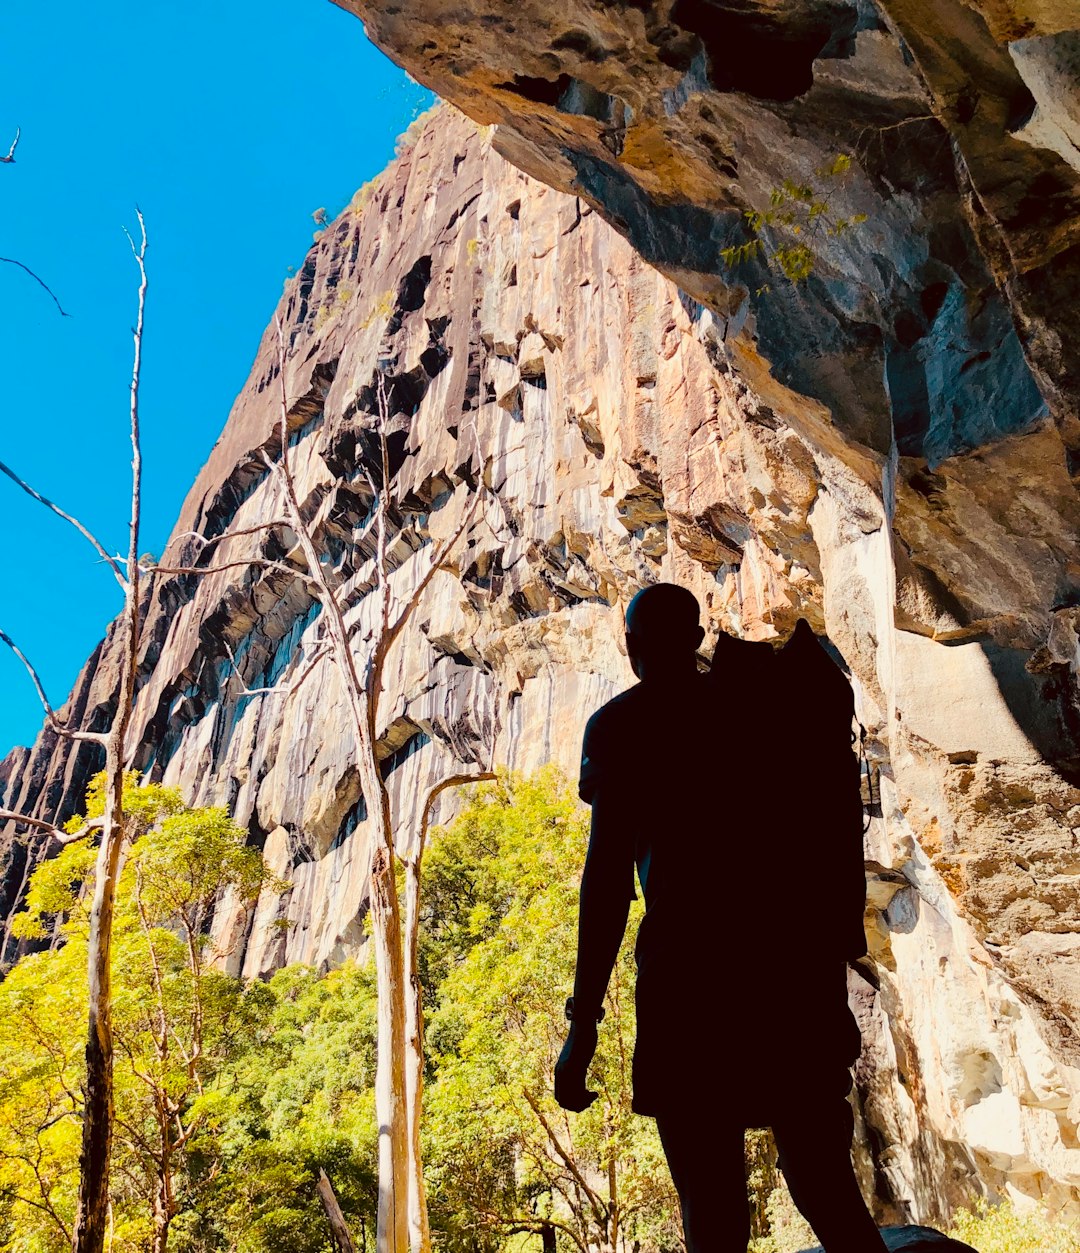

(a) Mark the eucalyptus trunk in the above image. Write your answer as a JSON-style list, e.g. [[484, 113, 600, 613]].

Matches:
[[73, 218, 146, 1253], [317, 1169, 357, 1253], [403, 857, 431, 1253], [370, 837, 410, 1253]]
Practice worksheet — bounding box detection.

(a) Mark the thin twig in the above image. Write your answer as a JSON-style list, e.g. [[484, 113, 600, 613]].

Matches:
[[171, 520, 293, 549], [0, 461, 124, 586], [374, 487, 485, 682], [142, 556, 320, 589], [0, 256, 69, 317], [0, 629, 107, 744], [221, 637, 329, 698], [1, 126, 20, 162]]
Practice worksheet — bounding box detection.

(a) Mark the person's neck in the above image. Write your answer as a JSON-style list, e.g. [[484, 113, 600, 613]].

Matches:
[[636, 658, 698, 684]]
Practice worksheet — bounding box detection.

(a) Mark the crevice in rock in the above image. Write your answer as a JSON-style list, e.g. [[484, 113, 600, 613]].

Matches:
[[670, 0, 857, 101]]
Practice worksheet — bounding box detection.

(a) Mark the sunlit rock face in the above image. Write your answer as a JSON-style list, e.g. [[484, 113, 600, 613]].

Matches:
[[336, 0, 1080, 449], [2, 96, 1080, 1225]]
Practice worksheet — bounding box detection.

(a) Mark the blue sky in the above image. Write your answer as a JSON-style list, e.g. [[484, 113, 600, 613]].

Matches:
[[0, 0, 433, 759]]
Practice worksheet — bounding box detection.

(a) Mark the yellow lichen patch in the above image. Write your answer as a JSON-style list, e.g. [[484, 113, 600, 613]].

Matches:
[[620, 121, 726, 206], [933, 853, 968, 898], [919, 817, 944, 857]]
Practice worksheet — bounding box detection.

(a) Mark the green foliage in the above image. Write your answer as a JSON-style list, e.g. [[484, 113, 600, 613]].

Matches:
[[0, 777, 280, 1252], [357, 288, 395, 331], [183, 963, 379, 1252], [748, 1185, 816, 1253], [2, 766, 848, 1251], [422, 769, 682, 1253], [948, 1197, 1080, 1253], [720, 153, 868, 289]]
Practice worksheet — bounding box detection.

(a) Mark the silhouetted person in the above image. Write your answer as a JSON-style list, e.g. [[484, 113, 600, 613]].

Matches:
[[555, 583, 888, 1253]]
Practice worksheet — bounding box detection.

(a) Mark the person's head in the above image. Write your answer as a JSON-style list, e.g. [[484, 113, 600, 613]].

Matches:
[[625, 584, 704, 680]]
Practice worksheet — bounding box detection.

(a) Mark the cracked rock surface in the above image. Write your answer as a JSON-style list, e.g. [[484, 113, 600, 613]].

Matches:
[[3, 99, 1080, 1222]]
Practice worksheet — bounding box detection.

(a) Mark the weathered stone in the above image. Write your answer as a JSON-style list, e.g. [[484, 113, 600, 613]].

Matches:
[[800, 1226, 977, 1251], [336, 0, 1079, 451], [3, 99, 1080, 1227]]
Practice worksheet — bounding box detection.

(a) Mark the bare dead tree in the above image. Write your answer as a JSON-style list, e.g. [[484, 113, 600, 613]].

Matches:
[[260, 322, 490, 1253], [403, 770, 496, 1253], [0, 208, 146, 1253], [69, 209, 149, 1253]]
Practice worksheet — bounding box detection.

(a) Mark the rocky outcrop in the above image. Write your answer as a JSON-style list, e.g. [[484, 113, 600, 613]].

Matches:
[[337, 0, 1080, 451], [1, 83, 1079, 1230]]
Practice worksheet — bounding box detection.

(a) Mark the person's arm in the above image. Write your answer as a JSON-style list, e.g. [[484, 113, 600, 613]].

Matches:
[[554, 784, 634, 1112]]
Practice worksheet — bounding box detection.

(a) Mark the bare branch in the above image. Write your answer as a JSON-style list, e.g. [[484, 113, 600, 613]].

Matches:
[[370, 487, 485, 696], [142, 555, 320, 589], [0, 256, 69, 317], [522, 1089, 606, 1223], [123, 208, 147, 593], [0, 629, 107, 744], [0, 811, 62, 836], [0, 812, 101, 849], [414, 771, 496, 866], [221, 637, 330, 699], [0, 461, 124, 586], [171, 520, 292, 549]]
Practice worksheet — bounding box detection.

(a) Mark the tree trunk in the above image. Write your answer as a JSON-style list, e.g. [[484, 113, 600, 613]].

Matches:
[[370, 841, 410, 1253], [541, 1224, 556, 1253], [72, 735, 131, 1253], [317, 1169, 357, 1253], [150, 1175, 171, 1253], [73, 217, 145, 1253], [403, 857, 431, 1253]]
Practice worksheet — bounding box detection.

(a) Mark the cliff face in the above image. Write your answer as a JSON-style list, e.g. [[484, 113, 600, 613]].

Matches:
[[338, 0, 1080, 445], [2, 93, 1080, 1224]]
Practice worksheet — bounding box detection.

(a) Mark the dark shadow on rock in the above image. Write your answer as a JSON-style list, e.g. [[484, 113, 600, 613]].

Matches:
[[799, 1224, 978, 1251], [980, 640, 1080, 785]]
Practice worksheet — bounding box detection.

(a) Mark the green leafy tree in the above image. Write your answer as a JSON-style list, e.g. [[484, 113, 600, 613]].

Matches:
[[948, 1197, 1080, 1253], [420, 771, 682, 1253], [0, 776, 277, 1253], [187, 963, 380, 1253]]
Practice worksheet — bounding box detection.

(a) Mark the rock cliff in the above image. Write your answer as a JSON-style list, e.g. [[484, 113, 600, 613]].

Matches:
[[2, 67, 1079, 1230]]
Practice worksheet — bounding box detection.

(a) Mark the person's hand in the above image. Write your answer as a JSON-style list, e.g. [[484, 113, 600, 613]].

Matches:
[[554, 1021, 599, 1112]]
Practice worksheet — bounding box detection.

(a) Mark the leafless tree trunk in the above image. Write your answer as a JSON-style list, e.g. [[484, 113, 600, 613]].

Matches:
[[403, 773, 495, 1253], [264, 330, 488, 1253], [0, 214, 146, 1253], [72, 210, 148, 1253]]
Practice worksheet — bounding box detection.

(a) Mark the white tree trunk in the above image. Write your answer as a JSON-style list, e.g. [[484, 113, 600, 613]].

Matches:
[[370, 838, 410, 1253], [404, 857, 431, 1253]]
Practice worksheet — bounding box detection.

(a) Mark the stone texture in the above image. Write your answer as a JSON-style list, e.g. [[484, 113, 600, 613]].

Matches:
[[2, 99, 1080, 1228], [336, 0, 1080, 450], [800, 1226, 977, 1251]]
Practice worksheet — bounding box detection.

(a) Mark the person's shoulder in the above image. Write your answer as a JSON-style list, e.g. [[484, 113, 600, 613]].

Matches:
[[584, 684, 645, 738]]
